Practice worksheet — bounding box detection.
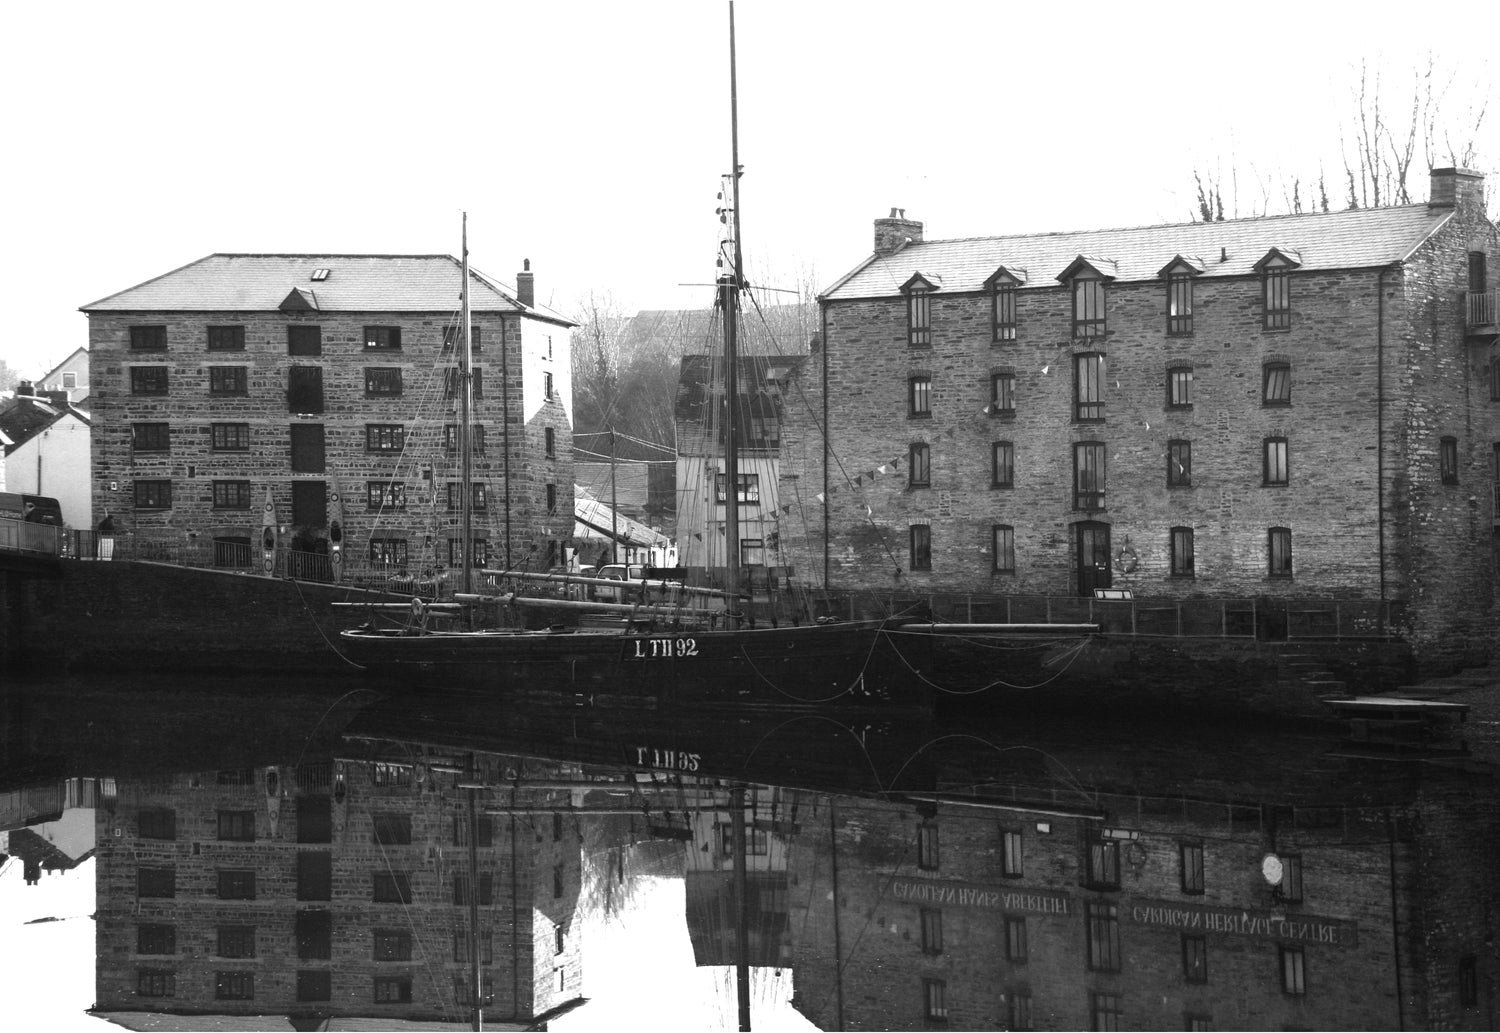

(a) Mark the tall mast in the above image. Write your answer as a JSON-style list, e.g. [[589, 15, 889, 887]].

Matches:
[[721, 0, 744, 624], [460, 213, 475, 596]]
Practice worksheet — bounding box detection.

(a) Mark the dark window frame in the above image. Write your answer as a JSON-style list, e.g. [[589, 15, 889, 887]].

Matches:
[[130, 365, 169, 395], [372, 871, 413, 903], [1072, 276, 1107, 338], [910, 523, 932, 572], [908, 374, 933, 418], [138, 969, 176, 997], [1085, 835, 1121, 890], [1073, 441, 1107, 512], [1264, 362, 1292, 406], [217, 925, 256, 959], [444, 423, 487, 454], [211, 422, 250, 451], [138, 866, 176, 898], [210, 365, 248, 397], [364, 367, 404, 398], [1167, 439, 1191, 488], [916, 822, 940, 870], [132, 422, 170, 452], [364, 325, 403, 351], [1268, 527, 1293, 579], [1004, 915, 1028, 963], [992, 441, 1015, 488], [920, 907, 944, 954], [1166, 365, 1194, 409], [907, 288, 932, 347], [134, 479, 173, 510], [1180, 841, 1205, 893], [908, 443, 931, 489], [1086, 900, 1122, 972], [993, 283, 1018, 342], [370, 536, 409, 569], [206, 325, 246, 351], [1170, 526, 1195, 578], [1000, 828, 1023, 877], [217, 810, 255, 841], [138, 924, 177, 955], [1441, 436, 1459, 484], [1264, 266, 1293, 330], [287, 324, 322, 356], [365, 424, 405, 453], [1183, 933, 1208, 983], [1279, 943, 1306, 995], [212, 480, 252, 510], [130, 325, 168, 351], [1167, 275, 1194, 335], [991, 372, 1016, 416], [216, 869, 256, 900], [1263, 437, 1289, 486], [1075, 353, 1105, 422], [992, 524, 1016, 574], [366, 481, 407, 511], [923, 977, 948, 1022]]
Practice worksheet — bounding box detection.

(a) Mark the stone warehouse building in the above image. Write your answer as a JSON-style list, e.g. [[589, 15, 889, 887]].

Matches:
[[81, 254, 575, 579], [788, 168, 1497, 659]]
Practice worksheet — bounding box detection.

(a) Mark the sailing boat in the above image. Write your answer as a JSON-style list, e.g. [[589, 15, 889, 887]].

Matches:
[[338, 8, 1092, 710]]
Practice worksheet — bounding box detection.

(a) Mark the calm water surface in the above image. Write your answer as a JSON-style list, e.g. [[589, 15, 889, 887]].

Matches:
[[3, 672, 1497, 1031]]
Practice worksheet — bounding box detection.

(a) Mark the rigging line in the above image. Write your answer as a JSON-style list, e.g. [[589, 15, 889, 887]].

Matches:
[[289, 577, 368, 668], [878, 631, 1092, 694], [291, 686, 385, 772], [731, 624, 886, 705], [883, 733, 1099, 807], [738, 714, 892, 796]]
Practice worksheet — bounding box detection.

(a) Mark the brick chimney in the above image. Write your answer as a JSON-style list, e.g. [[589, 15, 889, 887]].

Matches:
[[874, 208, 923, 255], [1429, 167, 1486, 213], [516, 258, 534, 308]]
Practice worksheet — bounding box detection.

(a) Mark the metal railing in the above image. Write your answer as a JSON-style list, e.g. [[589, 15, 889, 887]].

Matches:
[[1468, 289, 1497, 327], [824, 591, 1403, 641], [8, 528, 1406, 640]]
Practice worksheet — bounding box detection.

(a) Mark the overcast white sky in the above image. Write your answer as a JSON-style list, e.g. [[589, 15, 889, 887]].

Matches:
[[0, 0, 1492, 381]]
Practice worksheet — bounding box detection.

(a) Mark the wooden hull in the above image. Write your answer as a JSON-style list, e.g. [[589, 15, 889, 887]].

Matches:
[[339, 620, 936, 710]]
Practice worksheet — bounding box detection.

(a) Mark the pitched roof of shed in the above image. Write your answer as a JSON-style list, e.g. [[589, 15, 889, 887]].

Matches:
[[822, 203, 1452, 299], [80, 253, 575, 325]]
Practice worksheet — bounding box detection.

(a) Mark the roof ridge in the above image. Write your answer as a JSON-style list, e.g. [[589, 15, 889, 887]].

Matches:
[[916, 201, 1435, 248]]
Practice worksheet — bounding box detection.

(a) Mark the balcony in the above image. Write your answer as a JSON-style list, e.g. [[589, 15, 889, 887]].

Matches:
[[1468, 289, 1497, 341]]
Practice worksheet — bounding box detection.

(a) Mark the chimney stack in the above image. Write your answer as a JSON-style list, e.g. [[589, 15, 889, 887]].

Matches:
[[1429, 168, 1486, 214], [516, 258, 534, 308], [874, 208, 923, 255]]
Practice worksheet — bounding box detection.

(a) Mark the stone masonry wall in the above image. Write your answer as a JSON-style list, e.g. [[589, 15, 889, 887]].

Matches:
[[86, 308, 571, 573]]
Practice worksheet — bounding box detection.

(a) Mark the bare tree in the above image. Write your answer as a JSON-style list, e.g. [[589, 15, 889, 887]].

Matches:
[[568, 291, 626, 432], [1192, 55, 1493, 221]]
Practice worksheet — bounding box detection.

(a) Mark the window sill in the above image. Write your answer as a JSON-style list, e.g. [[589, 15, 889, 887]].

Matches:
[[1262, 483, 1290, 489], [908, 413, 933, 420], [1166, 405, 1193, 413], [991, 483, 1014, 490], [991, 569, 1016, 576], [990, 411, 1016, 420]]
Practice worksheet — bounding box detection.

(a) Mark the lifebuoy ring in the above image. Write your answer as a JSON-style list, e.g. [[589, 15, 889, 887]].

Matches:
[[1113, 545, 1138, 574]]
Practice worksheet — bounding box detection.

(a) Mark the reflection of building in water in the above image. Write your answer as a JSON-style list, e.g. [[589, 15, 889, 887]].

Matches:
[[684, 785, 795, 968], [788, 773, 1498, 1030], [93, 754, 589, 1025]]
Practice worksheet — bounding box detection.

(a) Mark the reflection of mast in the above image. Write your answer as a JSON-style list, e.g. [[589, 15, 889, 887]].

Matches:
[[465, 752, 483, 1030], [731, 785, 751, 1032]]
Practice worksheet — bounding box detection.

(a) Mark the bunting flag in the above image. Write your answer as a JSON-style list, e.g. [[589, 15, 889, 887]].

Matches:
[[854, 475, 863, 486], [866, 469, 876, 480], [1041, 364, 1049, 374]]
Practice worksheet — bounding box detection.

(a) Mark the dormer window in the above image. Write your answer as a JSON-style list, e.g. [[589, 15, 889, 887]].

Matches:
[[986, 267, 1025, 343], [1058, 257, 1115, 339], [903, 274, 938, 347], [1159, 256, 1203, 336], [1255, 249, 1301, 331]]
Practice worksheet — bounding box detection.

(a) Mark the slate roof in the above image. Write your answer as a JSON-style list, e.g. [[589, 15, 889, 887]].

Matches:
[[80, 254, 575, 325], [0, 395, 88, 455], [822, 203, 1453, 300]]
